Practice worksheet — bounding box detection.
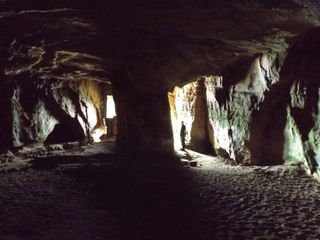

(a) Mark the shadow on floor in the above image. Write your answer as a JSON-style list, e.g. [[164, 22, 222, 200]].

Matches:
[[26, 141, 217, 239], [182, 149, 193, 161], [64, 160, 212, 240]]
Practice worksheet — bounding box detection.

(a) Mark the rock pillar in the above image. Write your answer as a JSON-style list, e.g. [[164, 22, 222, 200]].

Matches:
[[190, 79, 214, 153], [0, 79, 13, 149], [111, 67, 174, 158]]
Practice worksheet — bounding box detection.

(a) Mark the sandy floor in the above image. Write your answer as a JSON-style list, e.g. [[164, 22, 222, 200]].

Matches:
[[0, 142, 319, 240]]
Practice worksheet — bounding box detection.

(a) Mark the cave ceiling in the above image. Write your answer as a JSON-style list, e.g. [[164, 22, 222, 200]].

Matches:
[[1, 0, 320, 89]]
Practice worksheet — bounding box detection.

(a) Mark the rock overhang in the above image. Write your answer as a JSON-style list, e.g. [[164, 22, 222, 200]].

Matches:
[[0, 8, 110, 85]]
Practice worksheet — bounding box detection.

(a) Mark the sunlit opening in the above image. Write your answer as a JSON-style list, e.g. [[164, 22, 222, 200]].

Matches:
[[105, 95, 117, 138], [168, 82, 196, 150], [106, 95, 116, 118]]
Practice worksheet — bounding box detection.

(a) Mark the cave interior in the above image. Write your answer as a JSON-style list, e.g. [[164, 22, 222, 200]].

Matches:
[[1, 0, 320, 239]]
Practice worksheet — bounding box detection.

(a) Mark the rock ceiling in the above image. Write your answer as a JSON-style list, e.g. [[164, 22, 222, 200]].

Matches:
[[0, 0, 320, 88]]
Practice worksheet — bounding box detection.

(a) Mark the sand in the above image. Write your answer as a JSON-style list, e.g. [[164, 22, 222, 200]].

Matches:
[[0, 142, 319, 240]]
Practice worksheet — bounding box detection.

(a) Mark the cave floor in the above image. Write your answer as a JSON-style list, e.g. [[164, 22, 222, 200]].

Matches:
[[0, 142, 319, 240]]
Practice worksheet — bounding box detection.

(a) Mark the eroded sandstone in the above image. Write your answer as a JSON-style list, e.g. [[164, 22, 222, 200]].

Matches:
[[1, 0, 320, 168]]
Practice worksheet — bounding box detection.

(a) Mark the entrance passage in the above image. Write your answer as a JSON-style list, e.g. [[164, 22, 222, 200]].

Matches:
[[168, 79, 215, 154], [168, 81, 201, 150], [106, 95, 116, 119]]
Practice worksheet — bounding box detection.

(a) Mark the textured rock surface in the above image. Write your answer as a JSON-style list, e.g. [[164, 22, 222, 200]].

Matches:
[[0, 51, 108, 148], [112, 68, 174, 155], [209, 53, 284, 164], [279, 27, 320, 178], [0, 9, 110, 148], [171, 53, 282, 163], [7, 78, 107, 147], [171, 27, 320, 178], [1, 0, 320, 159]]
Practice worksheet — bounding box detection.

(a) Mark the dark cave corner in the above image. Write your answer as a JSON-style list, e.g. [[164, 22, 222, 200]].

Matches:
[[44, 121, 85, 144]]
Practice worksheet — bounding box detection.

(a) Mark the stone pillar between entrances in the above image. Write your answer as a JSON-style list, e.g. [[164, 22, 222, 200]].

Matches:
[[0, 80, 13, 149], [111, 67, 174, 159]]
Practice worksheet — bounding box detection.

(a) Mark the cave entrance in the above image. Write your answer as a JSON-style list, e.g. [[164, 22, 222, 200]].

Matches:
[[168, 79, 215, 154], [104, 95, 117, 138], [168, 82, 196, 150]]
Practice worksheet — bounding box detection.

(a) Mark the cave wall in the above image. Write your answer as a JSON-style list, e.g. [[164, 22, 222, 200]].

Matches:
[[1, 77, 107, 148], [172, 29, 320, 178], [78, 80, 107, 142], [209, 53, 283, 164], [280, 27, 320, 178], [0, 0, 319, 162], [171, 53, 283, 163], [11, 81, 58, 146]]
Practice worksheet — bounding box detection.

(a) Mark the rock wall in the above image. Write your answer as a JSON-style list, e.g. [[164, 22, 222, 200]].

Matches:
[[171, 53, 283, 163], [210, 53, 283, 164], [280, 27, 320, 178], [172, 31, 320, 178], [0, 0, 319, 161], [0, 77, 107, 149]]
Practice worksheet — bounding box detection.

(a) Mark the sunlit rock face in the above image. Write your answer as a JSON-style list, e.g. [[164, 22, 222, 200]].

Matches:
[[172, 27, 320, 178], [170, 81, 197, 149], [3, 77, 107, 147], [217, 54, 285, 164], [171, 53, 283, 163], [0, 9, 109, 148], [170, 80, 213, 153], [44, 79, 107, 145]]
